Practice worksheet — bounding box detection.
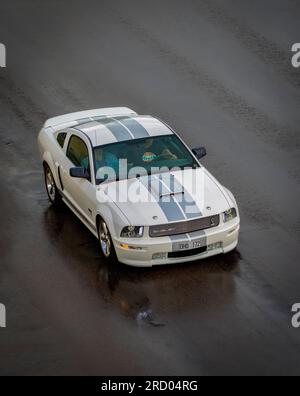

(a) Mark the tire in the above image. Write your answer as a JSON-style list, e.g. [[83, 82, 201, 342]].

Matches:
[[98, 218, 118, 263], [44, 164, 61, 205]]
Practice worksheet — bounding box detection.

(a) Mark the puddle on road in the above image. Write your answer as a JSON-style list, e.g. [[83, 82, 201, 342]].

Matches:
[[95, 250, 241, 329], [97, 264, 166, 328]]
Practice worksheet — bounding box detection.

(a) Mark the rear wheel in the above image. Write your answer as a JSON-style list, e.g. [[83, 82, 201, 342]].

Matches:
[[44, 164, 61, 205], [98, 219, 117, 262]]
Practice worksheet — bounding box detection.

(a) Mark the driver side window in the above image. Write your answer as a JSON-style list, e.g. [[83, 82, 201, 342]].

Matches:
[[67, 135, 90, 172]]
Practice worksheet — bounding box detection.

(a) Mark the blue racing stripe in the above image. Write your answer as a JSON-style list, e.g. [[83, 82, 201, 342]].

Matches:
[[159, 196, 186, 222], [140, 176, 185, 222], [95, 117, 133, 142], [169, 175, 202, 219], [118, 117, 150, 139]]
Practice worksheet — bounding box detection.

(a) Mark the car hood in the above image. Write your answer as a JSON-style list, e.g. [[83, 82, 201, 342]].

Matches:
[[97, 167, 233, 226]]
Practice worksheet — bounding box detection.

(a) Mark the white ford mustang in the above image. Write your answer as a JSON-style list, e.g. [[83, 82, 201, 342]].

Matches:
[[38, 107, 240, 267]]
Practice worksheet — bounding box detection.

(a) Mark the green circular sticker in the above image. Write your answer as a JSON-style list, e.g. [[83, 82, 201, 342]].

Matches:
[[142, 152, 157, 163]]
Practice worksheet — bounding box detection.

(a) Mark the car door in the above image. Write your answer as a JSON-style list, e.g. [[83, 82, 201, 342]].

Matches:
[[59, 130, 97, 231]]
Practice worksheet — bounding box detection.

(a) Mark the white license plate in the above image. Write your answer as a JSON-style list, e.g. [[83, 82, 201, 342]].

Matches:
[[175, 238, 205, 251]]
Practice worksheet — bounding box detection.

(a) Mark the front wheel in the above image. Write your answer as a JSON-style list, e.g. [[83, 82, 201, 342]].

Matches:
[[98, 219, 117, 262], [44, 164, 61, 205]]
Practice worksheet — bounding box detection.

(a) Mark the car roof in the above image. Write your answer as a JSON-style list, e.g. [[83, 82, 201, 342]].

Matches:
[[73, 115, 174, 147]]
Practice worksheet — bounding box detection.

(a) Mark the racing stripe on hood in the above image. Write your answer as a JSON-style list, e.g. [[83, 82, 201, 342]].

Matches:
[[159, 174, 202, 219], [140, 176, 186, 222]]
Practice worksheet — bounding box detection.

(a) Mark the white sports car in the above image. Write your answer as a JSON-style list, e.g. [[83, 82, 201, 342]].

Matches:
[[38, 107, 240, 267]]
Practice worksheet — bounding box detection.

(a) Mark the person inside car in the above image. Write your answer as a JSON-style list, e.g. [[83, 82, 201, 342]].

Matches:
[[82, 149, 119, 176], [134, 138, 178, 164]]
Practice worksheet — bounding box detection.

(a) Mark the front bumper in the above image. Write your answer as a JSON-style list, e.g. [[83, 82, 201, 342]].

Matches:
[[114, 217, 240, 267]]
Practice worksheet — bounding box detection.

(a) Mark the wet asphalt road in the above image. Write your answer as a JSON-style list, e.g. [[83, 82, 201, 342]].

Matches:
[[0, 0, 300, 376]]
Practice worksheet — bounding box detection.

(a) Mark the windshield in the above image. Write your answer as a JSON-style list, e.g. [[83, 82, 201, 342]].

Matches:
[[93, 135, 200, 183]]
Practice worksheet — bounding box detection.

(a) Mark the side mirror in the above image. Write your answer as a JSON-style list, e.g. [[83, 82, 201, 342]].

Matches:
[[70, 167, 90, 180], [192, 146, 207, 160]]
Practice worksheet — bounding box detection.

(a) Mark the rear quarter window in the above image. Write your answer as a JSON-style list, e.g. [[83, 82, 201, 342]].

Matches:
[[57, 132, 67, 148]]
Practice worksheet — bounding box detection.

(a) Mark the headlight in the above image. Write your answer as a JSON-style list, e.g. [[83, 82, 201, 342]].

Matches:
[[121, 226, 144, 238], [223, 208, 237, 223]]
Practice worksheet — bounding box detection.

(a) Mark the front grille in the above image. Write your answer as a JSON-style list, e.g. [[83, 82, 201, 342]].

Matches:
[[168, 246, 207, 259], [149, 215, 220, 238]]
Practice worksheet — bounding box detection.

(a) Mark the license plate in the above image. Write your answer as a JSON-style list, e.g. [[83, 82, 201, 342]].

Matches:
[[174, 238, 205, 252]]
